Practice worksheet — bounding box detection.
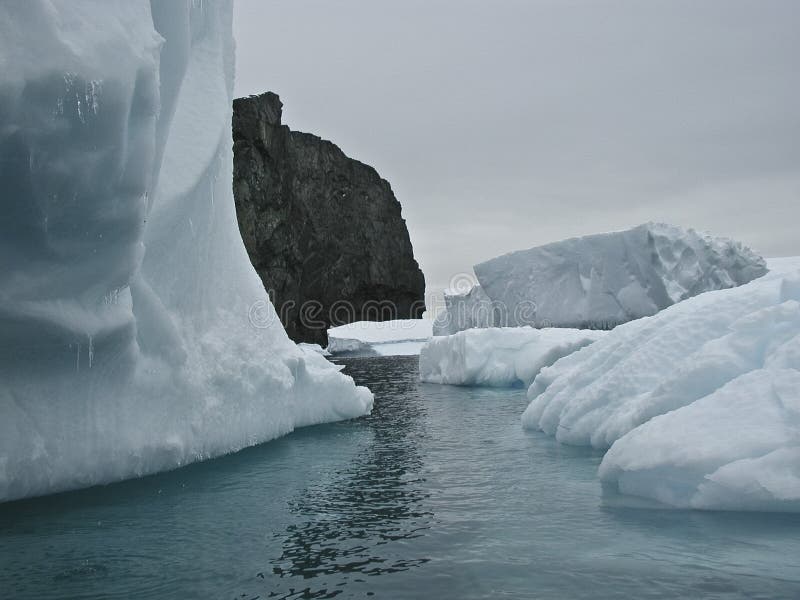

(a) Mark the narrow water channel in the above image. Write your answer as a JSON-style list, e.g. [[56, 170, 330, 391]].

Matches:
[[1, 356, 799, 599]]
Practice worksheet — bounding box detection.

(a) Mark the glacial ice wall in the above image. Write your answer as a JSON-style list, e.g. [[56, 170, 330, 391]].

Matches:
[[0, 0, 372, 503]]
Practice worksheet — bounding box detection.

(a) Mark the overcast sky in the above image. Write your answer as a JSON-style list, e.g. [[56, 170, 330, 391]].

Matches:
[[234, 0, 800, 301]]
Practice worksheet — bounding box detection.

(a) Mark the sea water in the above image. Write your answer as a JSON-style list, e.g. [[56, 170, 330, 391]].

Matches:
[[1, 356, 799, 599]]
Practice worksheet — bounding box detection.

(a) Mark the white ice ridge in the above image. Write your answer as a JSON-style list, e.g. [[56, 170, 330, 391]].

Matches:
[[437, 222, 766, 334], [523, 258, 800, 512], [0, 1, 372, 503], [419, 327, 606, 387], [327, 319, 433, 356]]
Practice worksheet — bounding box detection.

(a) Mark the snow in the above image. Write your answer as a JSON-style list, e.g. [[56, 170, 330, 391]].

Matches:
[[327, 319, 432, 356], [472, 222, 767, 331], [522, 258, 800, 511], [0, 1, 372, 503], [419, 327, 606, 387]]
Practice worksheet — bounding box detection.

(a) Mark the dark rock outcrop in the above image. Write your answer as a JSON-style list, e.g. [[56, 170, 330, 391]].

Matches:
[[232, 92, 425, 345]]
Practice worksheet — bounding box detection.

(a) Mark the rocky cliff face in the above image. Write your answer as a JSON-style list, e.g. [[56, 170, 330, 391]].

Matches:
[[232, 92, 426, 344]]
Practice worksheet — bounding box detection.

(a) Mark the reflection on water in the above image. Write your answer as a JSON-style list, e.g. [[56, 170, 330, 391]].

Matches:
[[270, 358, 433, 587], [1, 355, 800, 600]]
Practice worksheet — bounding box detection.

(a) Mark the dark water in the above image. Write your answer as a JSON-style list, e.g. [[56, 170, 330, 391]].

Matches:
[[2, 356, 799, 599]]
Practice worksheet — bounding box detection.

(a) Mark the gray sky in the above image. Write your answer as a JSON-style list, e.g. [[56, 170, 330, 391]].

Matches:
[[234, 0, 800, 302]]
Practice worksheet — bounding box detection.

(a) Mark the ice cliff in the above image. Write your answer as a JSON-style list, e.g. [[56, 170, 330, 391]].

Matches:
[[0, 0, 372, 503], [435, 223, 767, 334]]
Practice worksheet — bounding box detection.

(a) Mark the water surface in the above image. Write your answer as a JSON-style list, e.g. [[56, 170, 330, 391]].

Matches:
[[2, 356, 799, 599]]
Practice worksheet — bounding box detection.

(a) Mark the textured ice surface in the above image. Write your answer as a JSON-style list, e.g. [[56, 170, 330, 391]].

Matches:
[[432, 285, 495, 336], [474, 222, 767, 330], [523, 258, 800, 511], [0, 1, 372, 503], [419, 327, 605, 387], [600, 369, 800, 512], [297, 343, 331, 357], [327, 319, 432, 356]]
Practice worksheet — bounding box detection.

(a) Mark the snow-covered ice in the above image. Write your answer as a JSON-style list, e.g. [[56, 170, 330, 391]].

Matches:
[[523, 258, 800, 511], [419, 327, 606, 387], [470, 222, 767, 331], [327, 319, 432, 356], [0, 0, 372, 503]]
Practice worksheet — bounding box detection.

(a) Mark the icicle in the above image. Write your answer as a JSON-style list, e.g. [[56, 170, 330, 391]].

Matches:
[[86, 80, 101, 115], [87, 82, 93, 114], [76, 92, 84, 123], [87, 335, 94, 369]]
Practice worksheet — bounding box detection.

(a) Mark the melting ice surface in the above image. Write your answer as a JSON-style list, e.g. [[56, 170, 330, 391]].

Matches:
[[0, 1, 371, 503], [2, 357, 800, 599]]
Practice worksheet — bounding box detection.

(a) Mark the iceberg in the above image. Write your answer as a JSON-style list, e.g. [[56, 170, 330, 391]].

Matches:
[[0, 0, 372, 503], [432, 285, 496, 336], [437, 223, 766, 334], [522, 258, 800, 511], [327, 319, 433, 356], [600, 369, 800, 512], [419, 327, 605, 387]]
